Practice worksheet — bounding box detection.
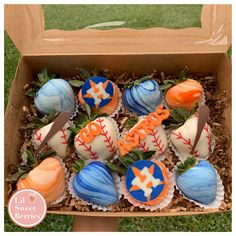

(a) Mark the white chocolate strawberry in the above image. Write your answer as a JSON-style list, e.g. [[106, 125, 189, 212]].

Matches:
[[170, 115, 213, 159], [74, 117, 118, 161], [33, 122, 71, 158], [129, 117, 168, 157]]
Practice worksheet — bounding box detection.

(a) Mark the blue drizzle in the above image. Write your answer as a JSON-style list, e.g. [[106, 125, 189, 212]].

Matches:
[[176, 160, 217, 204], [73, 162, 118, 207], [35, 79, 75, 115], [123, 80, 163, 115]]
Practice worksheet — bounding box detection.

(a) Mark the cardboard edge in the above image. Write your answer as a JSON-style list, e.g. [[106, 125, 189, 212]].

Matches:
[[5, 4, 232, 55], [46, 209, 231, 217]]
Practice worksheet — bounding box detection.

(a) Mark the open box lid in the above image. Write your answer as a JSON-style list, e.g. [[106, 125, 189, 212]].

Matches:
[[5, 4, 231, 55]]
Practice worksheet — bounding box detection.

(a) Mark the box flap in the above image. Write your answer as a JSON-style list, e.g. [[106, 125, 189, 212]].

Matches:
[[5, 4, 231, 55]]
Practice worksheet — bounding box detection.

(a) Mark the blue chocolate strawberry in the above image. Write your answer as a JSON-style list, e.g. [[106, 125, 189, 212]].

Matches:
[[176, 157, 217, 204]]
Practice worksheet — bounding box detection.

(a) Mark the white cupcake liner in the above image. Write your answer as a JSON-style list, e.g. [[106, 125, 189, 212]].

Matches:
[[31, 121, 74, 157], [68, 172, 122, 211], [174, 161, 224, 209], [121, 164, 175, 211], [74, 116, 120, 165], [118, 123, 169, 162], [70, 98, 79, 120], [167, 128, 216, 162], [47, 156, 69, 207]]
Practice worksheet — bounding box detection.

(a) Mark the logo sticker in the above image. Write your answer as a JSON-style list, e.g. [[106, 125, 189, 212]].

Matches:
[[8, 189, 47, 228], [82, 77, 114, 108]]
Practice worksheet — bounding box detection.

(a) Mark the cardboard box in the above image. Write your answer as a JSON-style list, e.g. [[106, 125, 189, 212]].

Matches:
[[4, 4, 232, 217]]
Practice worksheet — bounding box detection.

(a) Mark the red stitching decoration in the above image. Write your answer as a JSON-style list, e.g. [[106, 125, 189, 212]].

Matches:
[[60, 128, 68, 144], [74, 136, 99, 160], [96, 118, 116, 154], [150, 130, 166, 155], [34, 130, 42, 143], [171, 131, 200, 157], [203, 124, 212, 153], [137, 140, 149, 152]]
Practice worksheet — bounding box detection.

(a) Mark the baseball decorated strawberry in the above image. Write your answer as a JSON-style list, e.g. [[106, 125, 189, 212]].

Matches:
[[176, 157, 218, 205], [70, 104, 118, 161], [25, 68, 76, 115], [163, 103, 213, 160], [27, 111, 71, 158], [117, 105, 170, 159], [170, 115, 212, 159], [33, 122, 71, 158]]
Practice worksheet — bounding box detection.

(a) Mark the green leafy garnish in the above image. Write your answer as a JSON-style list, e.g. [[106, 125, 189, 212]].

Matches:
[[6, 149, 37, 182], [72, 159, 86, 173], [25, 68, 56, 97], [125, 75, 152, 89], [163, 102, 199, 129], [105, 150, 156, 174], [159, 67, 190, 92], [77, 68, 91, 79], [24, 110, 59, 130], [125, 116, 139, 129], [6, 148, 57, 183], [176, 157, 196, 174], [69, 80, 84, 88]]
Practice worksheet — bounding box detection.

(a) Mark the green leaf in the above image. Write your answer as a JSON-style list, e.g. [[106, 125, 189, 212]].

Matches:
[[178, 66, 190, 83], [39, 150, 56, 160], [25, 88, 37, 97], [78, 68, 91, 79], [6, 169, 27, 182], [142, 150, 156, 160], [125, 116, 139, 129], [164, 103, 199, 130], [72, 160, 85, 173], [176, 157, 196, 174], [68, 131, 77, 146], [118, 156, 130, 168], [159, 83, 173, 91], [69, 80, 84, 88], [187, 102, 199, 117], [128, 150, 143, 160], [162, 79, 175, 85], [105, 162, 127, 174], [84, 103, 91, 119]]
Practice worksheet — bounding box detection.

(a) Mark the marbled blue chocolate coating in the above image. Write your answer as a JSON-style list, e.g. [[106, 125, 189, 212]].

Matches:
[[73, 162, 118, 207], [123, 80, 163, 115], [176, 160, 217, 204], [35, 79, 75, 115]]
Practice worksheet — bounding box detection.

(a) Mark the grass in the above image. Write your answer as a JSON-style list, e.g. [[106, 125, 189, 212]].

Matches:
[[4, 4, 231, 232]]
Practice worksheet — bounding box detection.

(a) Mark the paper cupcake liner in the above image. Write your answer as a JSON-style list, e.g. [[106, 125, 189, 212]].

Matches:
[[167, 129, 216, 162], [70, 98, 79, 120], [121, 165, 175, 211], [174, 162, 224, 209], [47, 156, 69, 207], [74, 116, 120, 165], [118, 124, 169, 162], [68, 172, 122, 211]]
